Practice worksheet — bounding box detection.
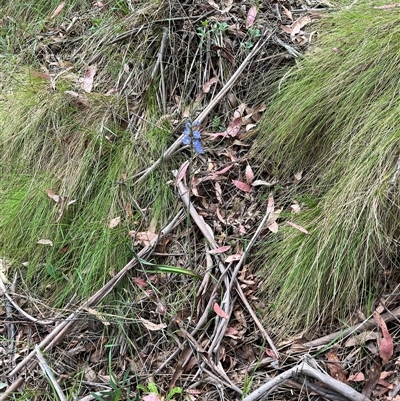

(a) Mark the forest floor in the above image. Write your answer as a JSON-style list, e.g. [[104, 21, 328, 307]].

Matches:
[[1, 0, 400, 400]]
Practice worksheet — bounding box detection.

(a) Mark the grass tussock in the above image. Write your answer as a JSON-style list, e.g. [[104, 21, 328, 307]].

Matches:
[[252, 5, 400, 334], [0, 0, 179, 304]]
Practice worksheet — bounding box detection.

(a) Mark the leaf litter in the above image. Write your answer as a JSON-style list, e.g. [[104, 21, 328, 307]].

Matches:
[[2, 0, 400, 400]]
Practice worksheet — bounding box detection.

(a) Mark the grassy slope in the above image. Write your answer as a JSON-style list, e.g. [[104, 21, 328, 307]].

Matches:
[[0, 1, 177, 304], [252, 4, 400, 333]]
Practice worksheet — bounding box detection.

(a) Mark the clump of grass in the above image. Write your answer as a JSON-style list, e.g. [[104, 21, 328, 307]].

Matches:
[[0, 0, 178, 305], [251, 5, 400, 334]]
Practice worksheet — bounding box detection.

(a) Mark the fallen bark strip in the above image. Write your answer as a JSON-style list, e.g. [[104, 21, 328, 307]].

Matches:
[[134, 30, 274, 186], [242, 359, 371, 401], [0, 211, 184, 401]]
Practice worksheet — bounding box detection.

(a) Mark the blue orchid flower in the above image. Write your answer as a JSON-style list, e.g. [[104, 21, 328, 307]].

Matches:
[[182, 120, 204, 154]]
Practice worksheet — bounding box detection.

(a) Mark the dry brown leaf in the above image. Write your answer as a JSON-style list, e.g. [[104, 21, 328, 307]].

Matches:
[[348, 372, 365, 382], [292, 16, 312, 39], [345, 331, 377, 347], [268, 222, 278, 233], [30, 70, 52, 81], [50, 1, 65, 18], [133, 277, 148, 288], [209, 245, 231, 254], [373, 310, 394, 366], [287, 221, 309, 234], [215, 182, 223, 203], [290, 201, 301, 213], [202, 77, 218, 93], [140, 318, 167, 331], [225, 254, 242, 263], [65, 90, 90, 107], [224, 326, 239, 338], [213, 303, 229, 319], [232, 180, 253, 192], [108, 216, 121, 228], [175, 161, 190, 186], [252, 179, 278, 187], [37, 239, 53, 246], [214, 164, 233, 175], [83, 65, 97, 92], [129, 230, 157, 247], [46, 189, 60, 203], [326, 351, 347, 383], [282, 5, 293, 20], [246, 6, 257, 28], [294, 171, 303, 181], [0, 258, 11, 285], [245, 164, 254, 184]]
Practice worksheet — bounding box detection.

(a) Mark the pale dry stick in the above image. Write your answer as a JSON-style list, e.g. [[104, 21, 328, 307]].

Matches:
[[5, 274, 16, 358], [224, 197, 279, 358], [1, 211, 184, 401], [288, 377, 348, 401], [151, 28, 168, 114], [301, 306, 400, 349], [242, 359, 370, 401], [174, 172, 232, 325], [179, 326, 242, 395], [174, 172, 278, 358], [134, 31, 274, 186], [35, 346, 67, 401]]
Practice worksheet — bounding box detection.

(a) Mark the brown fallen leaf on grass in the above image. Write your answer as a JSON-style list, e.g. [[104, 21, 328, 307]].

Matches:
[[245, 164, 254, 184], [348, 372, 365, 382], [209, 245, 231, 254], [373, 310, 394, 366], [83, 65, 97, 93], [202, 77, 218, 93], [50, 1, 65, 19], [108, 216, 121, 228], [140, 318, 167, 331], [287, 220, 309, 234], [281, 16, 312, 41], [129, 230, 157, 247], [37, 239, 53, 246]]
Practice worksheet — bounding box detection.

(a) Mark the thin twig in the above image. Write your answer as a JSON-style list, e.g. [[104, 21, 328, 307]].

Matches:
[[0, 278, 55, 326]]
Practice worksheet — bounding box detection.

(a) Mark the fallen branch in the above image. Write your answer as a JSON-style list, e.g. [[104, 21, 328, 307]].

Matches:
[[301, 306, 400, 349], [242, 359, 371, 401], [173, 171, 278, 357]]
